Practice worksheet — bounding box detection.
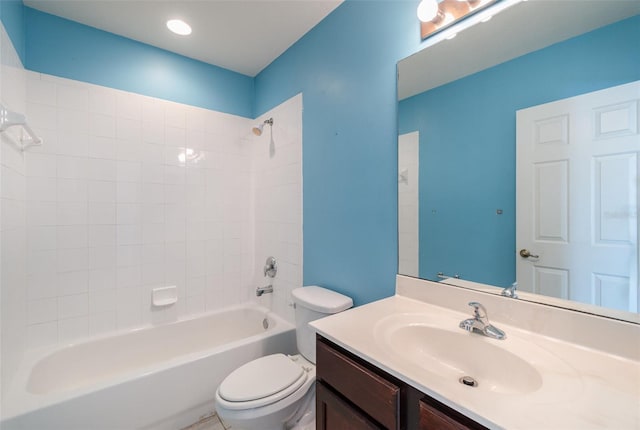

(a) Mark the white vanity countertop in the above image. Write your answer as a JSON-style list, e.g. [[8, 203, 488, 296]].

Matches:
[[311, 293, 640, 429]]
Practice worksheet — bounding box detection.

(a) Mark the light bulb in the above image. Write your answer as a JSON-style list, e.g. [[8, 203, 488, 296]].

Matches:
[[417, 0, 440, 22]]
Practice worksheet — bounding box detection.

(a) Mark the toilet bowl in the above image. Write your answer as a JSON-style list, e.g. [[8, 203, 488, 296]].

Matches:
[[215, 354, 316, 430], [215, 286, 353, 430]]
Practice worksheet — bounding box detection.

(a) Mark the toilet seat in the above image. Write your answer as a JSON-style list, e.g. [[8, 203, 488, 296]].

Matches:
[[217, 354, 309, 410]]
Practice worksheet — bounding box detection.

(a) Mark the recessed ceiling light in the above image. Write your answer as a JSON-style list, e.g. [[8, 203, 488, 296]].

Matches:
[[166, 19, 192, 36]]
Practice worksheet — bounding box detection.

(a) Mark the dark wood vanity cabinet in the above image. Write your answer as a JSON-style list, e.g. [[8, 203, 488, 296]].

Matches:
[[316, 336, 400, 429], [316, 336, 488, 430]]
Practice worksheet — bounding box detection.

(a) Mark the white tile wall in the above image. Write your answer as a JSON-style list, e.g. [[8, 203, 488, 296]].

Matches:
[[1, 22, 28, 402], [16, 74, 303, 350], [20, 71, 257, 345], [251, 94, 303, 324]]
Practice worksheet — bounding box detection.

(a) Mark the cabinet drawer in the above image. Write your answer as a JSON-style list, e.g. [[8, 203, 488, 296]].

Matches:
[[316, 339, 400, 430], [419, 398, 487, 430]]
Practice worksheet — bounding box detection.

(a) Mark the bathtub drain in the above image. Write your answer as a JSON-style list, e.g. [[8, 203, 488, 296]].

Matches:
[[263, 318, 269, 329]]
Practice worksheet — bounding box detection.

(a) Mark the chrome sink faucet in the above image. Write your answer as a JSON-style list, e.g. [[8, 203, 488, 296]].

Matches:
[[459, 302, 506, 340]]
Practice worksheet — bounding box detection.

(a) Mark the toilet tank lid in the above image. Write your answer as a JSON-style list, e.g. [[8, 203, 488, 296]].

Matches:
[[292, 286, 353, 314]]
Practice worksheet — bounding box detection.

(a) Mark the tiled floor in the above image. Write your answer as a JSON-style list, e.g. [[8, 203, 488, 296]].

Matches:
[[181, 413, 230, 430]]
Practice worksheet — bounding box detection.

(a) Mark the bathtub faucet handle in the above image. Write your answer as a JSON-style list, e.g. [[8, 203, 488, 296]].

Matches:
[[263, 256, 277, 278]]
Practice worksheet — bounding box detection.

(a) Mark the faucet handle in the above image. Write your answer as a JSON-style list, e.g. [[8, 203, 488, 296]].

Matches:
[[462, 302, 506, 340], [263, 256, 277, 278], [468, 302, 487, 320], [501, 282, 519, 298]]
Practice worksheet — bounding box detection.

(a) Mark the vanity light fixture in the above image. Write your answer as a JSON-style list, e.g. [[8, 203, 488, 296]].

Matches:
[[418, 0, 523, 47], [417, 0, 440, 22], [418, 0, 499, 40], [167, 19, 192, 36]]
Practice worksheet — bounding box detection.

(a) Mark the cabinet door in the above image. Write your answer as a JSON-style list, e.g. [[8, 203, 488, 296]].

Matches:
[[317, 382, 383, 430]]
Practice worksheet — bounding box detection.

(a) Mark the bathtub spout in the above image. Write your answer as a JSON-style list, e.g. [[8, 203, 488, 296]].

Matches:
[[256, 285, 273, 297]]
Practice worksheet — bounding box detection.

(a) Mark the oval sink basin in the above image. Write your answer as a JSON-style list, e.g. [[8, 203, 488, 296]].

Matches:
[[380, 323, 543, 394], [372, 313, 562, 395]]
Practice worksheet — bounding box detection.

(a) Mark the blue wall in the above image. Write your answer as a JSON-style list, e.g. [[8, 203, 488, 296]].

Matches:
[[254, 1, 422, 305], [0, 0, 26, 63], [3, 6, 254, 118], [399, 15, 640, 287]]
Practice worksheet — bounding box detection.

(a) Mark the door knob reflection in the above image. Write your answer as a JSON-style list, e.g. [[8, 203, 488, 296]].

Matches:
[[519, 249, 539, 259]]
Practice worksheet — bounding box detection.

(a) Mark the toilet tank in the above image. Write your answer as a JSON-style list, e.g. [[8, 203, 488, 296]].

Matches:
[[291, 286, 353, 364]]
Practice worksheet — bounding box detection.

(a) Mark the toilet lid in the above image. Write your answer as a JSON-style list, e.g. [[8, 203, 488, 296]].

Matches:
[[218, 354, 305, 403]]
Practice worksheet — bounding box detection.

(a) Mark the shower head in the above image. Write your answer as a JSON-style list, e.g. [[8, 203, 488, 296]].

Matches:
[[252, 118, 274, 136], [252, 124, 264, 136]]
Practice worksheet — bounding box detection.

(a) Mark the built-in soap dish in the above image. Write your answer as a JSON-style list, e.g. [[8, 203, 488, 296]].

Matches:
[[152, 286, 178, 307]]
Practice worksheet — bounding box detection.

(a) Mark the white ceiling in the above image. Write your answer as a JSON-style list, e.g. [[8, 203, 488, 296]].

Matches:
[[398, 0, 640, 100], [24, 0, 343, 77]]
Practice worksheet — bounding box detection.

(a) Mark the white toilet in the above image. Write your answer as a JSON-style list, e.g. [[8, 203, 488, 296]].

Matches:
[[215, 286, 353, 430]]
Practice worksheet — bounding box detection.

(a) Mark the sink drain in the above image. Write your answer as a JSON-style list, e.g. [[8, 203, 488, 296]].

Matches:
[[459, 376, 478, 387]]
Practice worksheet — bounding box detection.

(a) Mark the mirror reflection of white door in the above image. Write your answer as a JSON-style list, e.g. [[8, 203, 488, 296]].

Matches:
[[516, 81, 640, 312], [399, 131, 419, 277]]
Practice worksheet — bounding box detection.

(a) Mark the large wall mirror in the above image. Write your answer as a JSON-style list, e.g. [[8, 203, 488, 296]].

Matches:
[[397, 0, 640, 322]]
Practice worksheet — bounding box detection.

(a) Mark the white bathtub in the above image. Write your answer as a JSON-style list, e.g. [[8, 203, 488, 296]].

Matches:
[[1, 303, 296, 430]]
